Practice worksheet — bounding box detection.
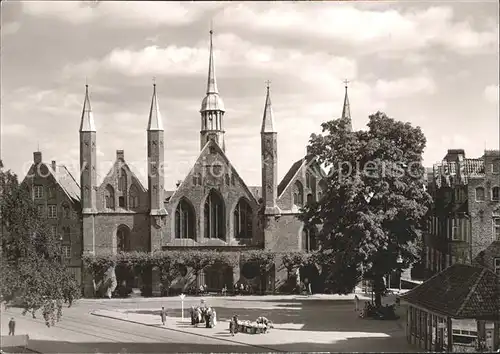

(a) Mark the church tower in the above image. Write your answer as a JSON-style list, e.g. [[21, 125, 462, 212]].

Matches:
[[79, 84, 97, 254], [147, 83, 167, 252], [341, 81, 352, 131], [200, 29, 226, 151], [261, 83, 280, 216]]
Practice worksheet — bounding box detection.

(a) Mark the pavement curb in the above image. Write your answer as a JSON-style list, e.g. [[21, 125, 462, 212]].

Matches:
[[91, 312, 285, 353]]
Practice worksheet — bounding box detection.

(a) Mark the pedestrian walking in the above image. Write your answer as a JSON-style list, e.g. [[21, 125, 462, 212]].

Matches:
[[8, 317, 15, 335], [160, 306, 167, 326], [354, 295, 360, 312]]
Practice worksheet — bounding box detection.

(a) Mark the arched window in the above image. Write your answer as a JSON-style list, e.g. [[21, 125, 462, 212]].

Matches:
[[306, 172, 311, 188], [293, 180, 304, 206], [175, 198, 196, 240], [302, 227, 317, 252], [306, 193, 313, 205], [476, 187, 485, 201], [204, 189, 225, 240], [234, 198, 253, 239], [117, 225, 130, 252], [492, 187, 500, 201], [318, 180, 327, 201], [105, 185, 115, 209], [128, 184, 140, 209], [225, 174, 230, 186], [118, 168, 127, 192]]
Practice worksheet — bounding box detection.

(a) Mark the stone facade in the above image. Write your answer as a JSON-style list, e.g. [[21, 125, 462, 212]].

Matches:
[[423, 149, 500, 277]]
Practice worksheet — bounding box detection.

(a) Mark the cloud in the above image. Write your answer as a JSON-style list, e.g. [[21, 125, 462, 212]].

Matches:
[[484, 84, 499, 103], [216, 4, 498, 55], [373, 75, 437, 99], [62, 32, 358, 96], [2, 22, 21, 36], [21, 2, 222, 27], [2, 123, 30, 137]]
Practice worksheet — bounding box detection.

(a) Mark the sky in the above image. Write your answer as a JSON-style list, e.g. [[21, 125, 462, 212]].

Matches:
[[1, 1, 499, 190]]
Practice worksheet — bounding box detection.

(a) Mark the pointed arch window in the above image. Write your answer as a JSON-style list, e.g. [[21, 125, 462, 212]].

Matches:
[[306, 193, 313, 205], [105, 185, 115, 209], [118, 168, 127, 192], [318, 180, 327, 201], [293, 180, 304, 206], [306, 172, 311, 188], [204, 190, 225, 240], [129, 184, 140, 209], [117, 225, 130, 252], [234, 198, 253, 239], [175, 198, 196, 240]]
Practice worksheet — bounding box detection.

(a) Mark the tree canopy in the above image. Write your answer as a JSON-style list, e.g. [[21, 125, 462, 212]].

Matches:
[[300, 112, 431, 305], [0, 167, 80, 326]]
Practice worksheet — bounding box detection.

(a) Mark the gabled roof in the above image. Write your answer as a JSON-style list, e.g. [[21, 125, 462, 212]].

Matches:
[[473, 241, 500, 271], [22, 163, 80, 203], [277, 154, 316, 198], [169, 139, 259, 205], [100, 157, 147, 193], [401, 263, 498, 320]]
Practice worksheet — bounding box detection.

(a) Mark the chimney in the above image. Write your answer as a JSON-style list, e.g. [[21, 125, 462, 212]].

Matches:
[[34, 151, 42, 165], [51, 160, 57, 172], [116, 150, 124, 161]]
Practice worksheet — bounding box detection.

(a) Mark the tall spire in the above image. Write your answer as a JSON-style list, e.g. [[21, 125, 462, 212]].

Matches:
[[147, 81, 164, 131], [341, 80, 352, 131], [261, 81, 276, 133], [80, 84, 96, 132], [206, 28, 219, 94]]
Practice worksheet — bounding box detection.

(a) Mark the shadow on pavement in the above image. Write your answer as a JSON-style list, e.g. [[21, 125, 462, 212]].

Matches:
[[25, 335, 419, 353], [125, 301, 406, 333]]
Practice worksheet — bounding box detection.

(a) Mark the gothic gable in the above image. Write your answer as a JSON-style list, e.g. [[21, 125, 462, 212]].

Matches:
[[97, 157, 147, 212], [277, 155, 327, 212], [164, 140, 260, 245]]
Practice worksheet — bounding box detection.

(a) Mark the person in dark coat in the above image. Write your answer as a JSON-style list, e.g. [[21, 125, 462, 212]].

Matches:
[[8, 317, 15, 335], [160, 306, 167, 326]]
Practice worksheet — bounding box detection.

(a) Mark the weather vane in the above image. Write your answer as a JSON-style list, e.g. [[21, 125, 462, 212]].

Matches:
[[343, 79, 350, 87], [265, 80, 271, 89]]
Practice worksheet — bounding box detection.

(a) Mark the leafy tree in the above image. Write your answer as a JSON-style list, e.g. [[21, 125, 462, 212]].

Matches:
[[242, 250, 277, 294], [0, 167, 80, 326], [150, 251, 182, 296], [301, 112, 431, 307], [182, 250, 219, 293]]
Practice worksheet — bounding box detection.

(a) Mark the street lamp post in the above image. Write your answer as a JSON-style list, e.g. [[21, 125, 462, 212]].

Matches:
[[396, 253, 403, 292], [179, 293, 185, 322]]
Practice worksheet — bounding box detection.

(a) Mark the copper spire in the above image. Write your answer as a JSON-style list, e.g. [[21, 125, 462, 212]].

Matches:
[[206, 28, 219, 94], [261, 81, 276, 133], [80, 84, 96, 132], [147, 81, 164, 131]]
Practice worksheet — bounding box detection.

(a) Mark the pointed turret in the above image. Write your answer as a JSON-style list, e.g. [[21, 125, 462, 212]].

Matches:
[[206, 29, 218, 95], [260, 82, 280, 217], [341, 83, 352, 131], [80, 85, 96, 132], [147, 83, 164, 131], [261, 84, 276, 133], [200, 28, 226, 151]]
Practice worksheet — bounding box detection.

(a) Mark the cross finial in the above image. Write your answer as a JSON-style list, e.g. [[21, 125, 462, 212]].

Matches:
[[265, 80, 271, 90], [343, 79, 350, 88], [85, 77, 88, 87], [152, 76, 156, 87], [210, 18, 213, 35]]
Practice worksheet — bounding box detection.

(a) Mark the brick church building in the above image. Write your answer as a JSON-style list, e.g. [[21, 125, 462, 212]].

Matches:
[[22, 30, 352, 297]]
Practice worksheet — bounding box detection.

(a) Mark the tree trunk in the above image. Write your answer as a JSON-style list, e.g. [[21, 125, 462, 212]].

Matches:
[[373, 275, 384, 308]]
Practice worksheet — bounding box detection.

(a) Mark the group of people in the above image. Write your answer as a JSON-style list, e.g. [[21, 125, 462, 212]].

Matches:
[[190, 299, 217, 328]]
